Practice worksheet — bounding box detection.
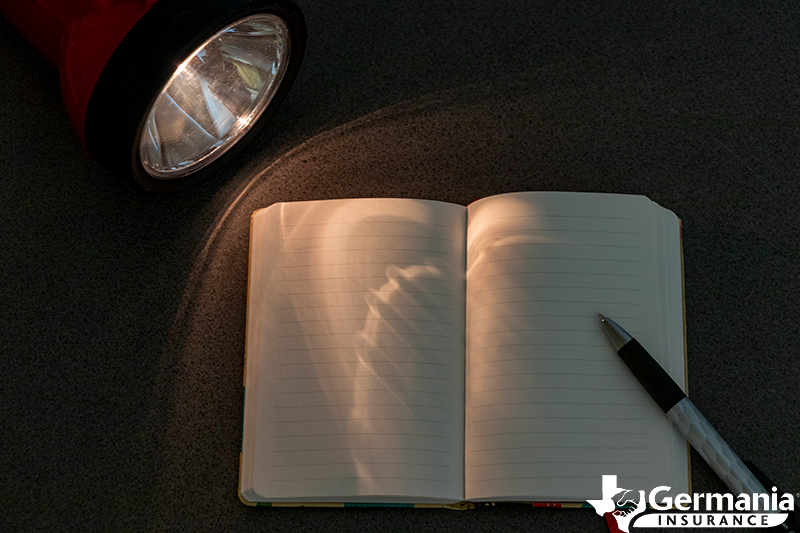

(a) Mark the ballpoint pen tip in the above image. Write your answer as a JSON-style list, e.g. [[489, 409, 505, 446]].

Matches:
[[598, 313, 606, 321]]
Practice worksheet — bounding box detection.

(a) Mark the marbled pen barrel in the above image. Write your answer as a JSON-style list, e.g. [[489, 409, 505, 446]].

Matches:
[[666, 397, 768, 497]]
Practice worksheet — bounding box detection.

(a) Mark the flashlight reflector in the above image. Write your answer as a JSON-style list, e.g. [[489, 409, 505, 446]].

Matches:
[[140, 14, 290, 179]]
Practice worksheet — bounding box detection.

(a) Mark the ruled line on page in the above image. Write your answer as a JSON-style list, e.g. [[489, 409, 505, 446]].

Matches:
[[468, 343, 609, 350], [473, 460, 651, 467], [476, 228, 639, 237], [271, 356, 454, 369], [283, 234, 455, 242], [467, 213, 638, 230], [469, 358, 622, 366], [279, 275, 454, 283], [278, 289, 454, 297], [275, 346, 454, 353], [469, 313, 641, 324], [274, 403, 454, 410], [469, 371, 632, 380], [467, 394, 652, 409], [469, 256, 640, 267], [472, 475, 650, 483], [273, 389, 453, 395], [469, 271, 640, 280], [472, 474, 651, 482], [471, 213, 638, 220], [272, 418, 452, 424], [281, 221, 455, 229], [272, 368, 453, 380], [469, 285, 641, 297], [471, 429, 649, 437], [275, 332, 454, 339], [465, 339, 644, 349], [469, 386, 641, 393], [278, 248, 454, 255], [274, 461, 451, 468], [279, 261, 455, 269], [273, 375, 453, 382], [274, 338, 454, 349], [468, 326, 608, 335], [278, 304, 454, 311], [274, 360, 453, 367], [271, 446, 452, 453], [468, 300, 643, 310], [271, 354, 453, 363], [276, 317, 454, 325], [469, 400, 639, 407], [269, 476, 451, 483], [469, 444, 649, 453], [470, 242, 639, 252], [272, 432, 452, 439], [468, 415, 648, 423], [269, 392, 453, 403]]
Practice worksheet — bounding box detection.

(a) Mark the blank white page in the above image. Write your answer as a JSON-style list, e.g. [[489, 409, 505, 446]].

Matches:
[[243, 198, 466, 503], [464, 192, 687, 502]]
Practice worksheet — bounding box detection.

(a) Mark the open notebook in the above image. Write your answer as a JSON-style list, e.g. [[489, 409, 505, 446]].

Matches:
[[240, 192, 688, 506]]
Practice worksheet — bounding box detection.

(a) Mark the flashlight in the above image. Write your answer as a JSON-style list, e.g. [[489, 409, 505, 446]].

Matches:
[[1, 0, 306, 192]]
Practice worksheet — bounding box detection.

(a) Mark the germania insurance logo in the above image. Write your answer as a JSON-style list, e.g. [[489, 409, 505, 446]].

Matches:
[[587, 475, 796, 532]]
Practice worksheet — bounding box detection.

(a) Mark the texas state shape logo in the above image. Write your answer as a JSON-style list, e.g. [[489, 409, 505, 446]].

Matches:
[[587, 475, 647, 533]]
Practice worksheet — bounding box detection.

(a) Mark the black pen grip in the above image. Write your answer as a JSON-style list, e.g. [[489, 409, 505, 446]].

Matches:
[[617, 339, 686, 413]]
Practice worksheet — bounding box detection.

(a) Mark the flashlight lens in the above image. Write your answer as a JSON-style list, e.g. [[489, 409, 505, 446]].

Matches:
[[140, 14, 290, 179]]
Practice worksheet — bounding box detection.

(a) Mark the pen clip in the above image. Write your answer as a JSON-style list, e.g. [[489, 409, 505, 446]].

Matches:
[[742, 460, 798, 533]]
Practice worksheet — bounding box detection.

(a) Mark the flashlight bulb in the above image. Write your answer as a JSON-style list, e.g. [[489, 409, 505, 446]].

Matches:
[[139, 14, 290, 179]]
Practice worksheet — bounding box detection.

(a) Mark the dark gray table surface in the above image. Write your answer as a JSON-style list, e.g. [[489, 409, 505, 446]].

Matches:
[[2, 2, 798, 531]]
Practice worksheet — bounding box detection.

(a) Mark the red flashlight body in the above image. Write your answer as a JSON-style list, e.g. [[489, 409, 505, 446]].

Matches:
[[1, 0, 158, 145]]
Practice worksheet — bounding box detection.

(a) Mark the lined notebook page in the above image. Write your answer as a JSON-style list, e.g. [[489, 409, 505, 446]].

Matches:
[[463, 192, 687, 502], [244, 199, 466, 503]]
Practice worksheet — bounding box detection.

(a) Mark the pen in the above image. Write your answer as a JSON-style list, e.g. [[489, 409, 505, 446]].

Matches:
[[597, 313, 794, 519]]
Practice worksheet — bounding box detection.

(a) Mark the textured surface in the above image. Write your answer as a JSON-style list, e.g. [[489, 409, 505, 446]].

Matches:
[[667, 399, 768, 501], [2, 1, 800, 532]]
